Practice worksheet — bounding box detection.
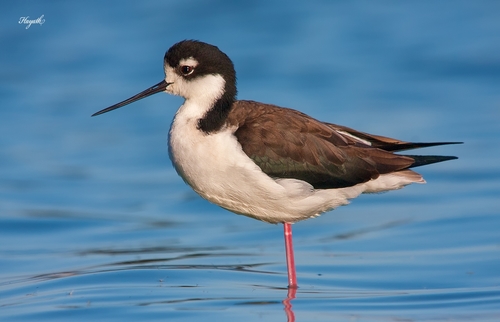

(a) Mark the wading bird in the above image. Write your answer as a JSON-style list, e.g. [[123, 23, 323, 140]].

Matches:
[[93, 40, 460, 288]]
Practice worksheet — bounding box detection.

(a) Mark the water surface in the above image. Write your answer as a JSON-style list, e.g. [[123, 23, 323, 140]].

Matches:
[[1, 1, 499, 321]]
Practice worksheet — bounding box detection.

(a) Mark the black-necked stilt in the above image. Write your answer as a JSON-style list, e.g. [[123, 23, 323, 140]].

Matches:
[[93, 40, 461, 288]]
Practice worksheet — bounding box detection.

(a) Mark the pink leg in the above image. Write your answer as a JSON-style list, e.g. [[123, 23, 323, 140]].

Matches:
[[283, 223, 298, 288]]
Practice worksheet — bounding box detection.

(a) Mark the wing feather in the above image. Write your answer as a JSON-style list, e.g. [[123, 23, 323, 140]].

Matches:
[[227, 100, 456, 189]]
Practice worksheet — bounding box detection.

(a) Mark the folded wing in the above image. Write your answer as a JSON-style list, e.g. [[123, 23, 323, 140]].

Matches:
[[228, 101, 460, 189]]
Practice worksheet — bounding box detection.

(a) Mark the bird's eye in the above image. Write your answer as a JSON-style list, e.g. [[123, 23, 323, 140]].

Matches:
[[180, 65, 194, 75]]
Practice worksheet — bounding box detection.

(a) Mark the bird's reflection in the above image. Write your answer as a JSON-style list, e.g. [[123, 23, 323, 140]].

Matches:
[[283, 287, 297, 322]]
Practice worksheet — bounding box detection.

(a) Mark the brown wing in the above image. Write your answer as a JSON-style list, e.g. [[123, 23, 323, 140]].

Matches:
[[227, 100, 415, 189]]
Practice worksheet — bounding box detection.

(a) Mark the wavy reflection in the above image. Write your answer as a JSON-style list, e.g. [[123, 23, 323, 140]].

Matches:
[[283, 287, 296, 322]]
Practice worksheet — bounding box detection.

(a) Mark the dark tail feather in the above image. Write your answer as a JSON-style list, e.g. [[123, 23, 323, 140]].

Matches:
[[385, 141, 463, 152], [404, 155, 458, 168]]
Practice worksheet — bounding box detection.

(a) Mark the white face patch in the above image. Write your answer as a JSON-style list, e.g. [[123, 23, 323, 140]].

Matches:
[[163, 56, 226, 121], [164, 64, 225, 107], [165, 65, 180, 92]]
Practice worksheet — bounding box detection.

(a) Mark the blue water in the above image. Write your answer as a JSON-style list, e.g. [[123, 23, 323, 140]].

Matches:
[[1, 1, 499, 321]]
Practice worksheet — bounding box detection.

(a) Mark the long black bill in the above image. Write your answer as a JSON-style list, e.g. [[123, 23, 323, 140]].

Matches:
[[92, 80, 169, 117]]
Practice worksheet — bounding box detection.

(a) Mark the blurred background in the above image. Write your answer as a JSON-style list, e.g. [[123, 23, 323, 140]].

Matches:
[[1, 1, 499, 321]]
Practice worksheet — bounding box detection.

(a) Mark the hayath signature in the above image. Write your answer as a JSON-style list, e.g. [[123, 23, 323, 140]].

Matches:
[[19, 15, 45, 29]]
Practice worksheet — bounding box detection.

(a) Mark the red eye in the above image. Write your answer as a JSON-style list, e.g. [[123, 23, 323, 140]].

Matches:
[[180, 65, 194, 75]]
